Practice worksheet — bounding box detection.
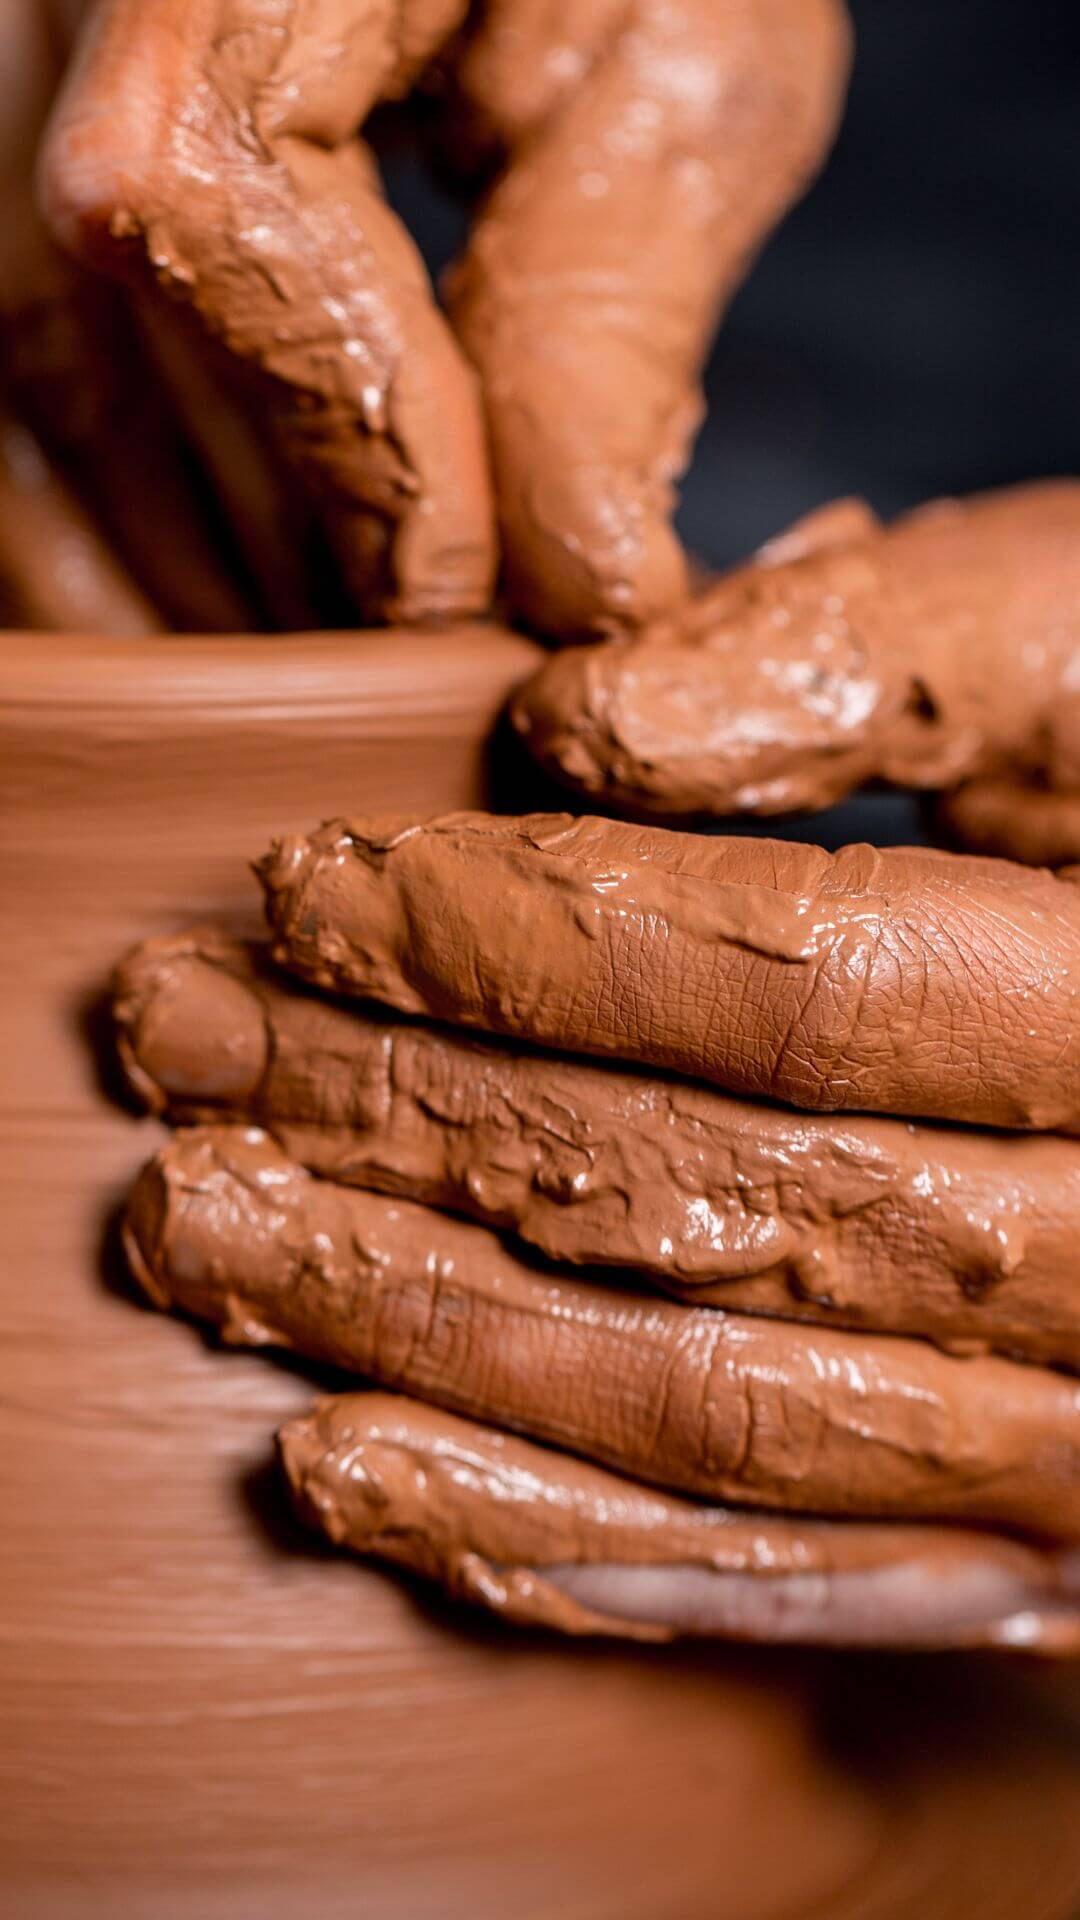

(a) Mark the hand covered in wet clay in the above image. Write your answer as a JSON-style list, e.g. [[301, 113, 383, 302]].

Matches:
[[0, 0, 295, 632], [512, 482, 1080, 838], [39, 0, 850, 634], [113, 811, 1080, 1653]]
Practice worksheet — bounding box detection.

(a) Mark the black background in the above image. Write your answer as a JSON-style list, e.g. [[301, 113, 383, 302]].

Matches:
[[383, 0, 1079, 841]]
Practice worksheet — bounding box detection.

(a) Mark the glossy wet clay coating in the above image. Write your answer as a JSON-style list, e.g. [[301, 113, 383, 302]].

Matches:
[[124, 1126, 1080, 1540], [512, 482, 1080, 812], [41, 0, 495, 624], [280, 1393, 1080, 1652], [114, 930, 1080, 1369], [39, 0, 849, 636], [258, 810, 1080, 1133], [19, 625, 946, 1919], [448, 0, 850, 637]]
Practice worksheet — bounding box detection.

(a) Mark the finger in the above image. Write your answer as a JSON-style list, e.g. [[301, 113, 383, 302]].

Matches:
[[512, 480, 1080, 816], [0, 410, 160, 632], [449, 0, 851, 640], [451, 1, 626, 161], [281, 1393, 1080, 1652], [509, 489, 888, 805], [125, 1125, 1080, 1538], [6, 270, 259, 632], [940, 778, 1080, 871], [131, 294, 331, 630], [40, 0, 496, 622], [258, 811, 1080, 1133], [113, 929, 1080, 1369], [0, 0, 255, 631]]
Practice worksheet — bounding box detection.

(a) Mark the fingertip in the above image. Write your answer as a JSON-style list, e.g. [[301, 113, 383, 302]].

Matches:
[[113, 936, 268, 1110], [35, 8, 156, 273], [503, 472, 690, 643]]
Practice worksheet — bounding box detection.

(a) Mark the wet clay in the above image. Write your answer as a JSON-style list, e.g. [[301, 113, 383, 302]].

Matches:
[[281, 1392, 1080, 1653], [448, 0, 851, 638], [114, 930, 1080, 1369], [512, 481, 1080, 810], [0, 0, 257, 631], [42, 0, 496, 622], [258, 810, 1080, 1133], [124, 1126, 1080, 1539], [9, 625, 1080, 1918], [40, 0, 849, 638]]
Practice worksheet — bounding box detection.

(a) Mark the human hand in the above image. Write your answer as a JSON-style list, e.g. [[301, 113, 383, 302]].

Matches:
[[39, 0, 850, 635], [512, 480, 1080, 822], [113, 810, 1080, 1650], [0, 0, 273, 630]]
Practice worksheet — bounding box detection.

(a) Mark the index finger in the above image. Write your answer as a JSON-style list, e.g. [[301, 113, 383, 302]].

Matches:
[[258, 810, 1080, 1132]]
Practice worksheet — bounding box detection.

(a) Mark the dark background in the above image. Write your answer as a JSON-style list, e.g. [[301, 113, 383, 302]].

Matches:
[[384, 0, 1079, 841], [681, 0, 1080, 567]]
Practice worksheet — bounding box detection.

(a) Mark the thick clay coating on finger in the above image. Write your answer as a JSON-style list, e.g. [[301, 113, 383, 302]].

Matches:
[[450, 0, 849, 640], [512, 481, 1080, 811], [258, 811, 1080, 1133], [280, 1393, 1080, 1652], [40, 0, 495, 621], [0, 0, 253, 631], [115, 930, 1080, 1368], [450, 0, 850, 640], [125, 1126, 1080, 1538]]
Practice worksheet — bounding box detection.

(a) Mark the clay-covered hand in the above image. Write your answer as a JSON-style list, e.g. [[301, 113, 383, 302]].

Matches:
[[112, 809, 1080, 1652], [512, 481, 1080, 818], [0, 0, 264, 630], [40, 0, 850, 635], [115, 927, 1080, 1369]]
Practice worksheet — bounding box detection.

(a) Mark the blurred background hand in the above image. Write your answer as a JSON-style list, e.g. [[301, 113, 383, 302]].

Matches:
[[31, 0, 849, 634]]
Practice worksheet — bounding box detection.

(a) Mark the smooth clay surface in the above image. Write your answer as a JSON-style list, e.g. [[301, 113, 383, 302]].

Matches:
[[3, 627, 1080, 1918]]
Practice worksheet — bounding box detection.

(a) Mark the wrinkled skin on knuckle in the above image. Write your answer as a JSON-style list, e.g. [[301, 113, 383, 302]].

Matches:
[[115, 930, 1080, 1371], [258, 814, 1080, 1133]]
